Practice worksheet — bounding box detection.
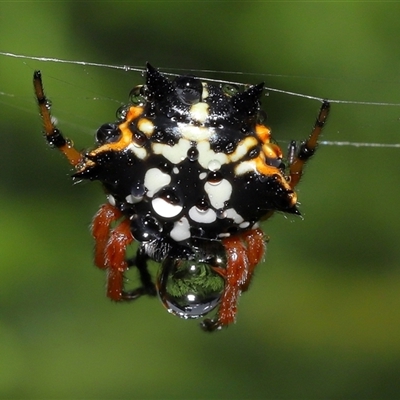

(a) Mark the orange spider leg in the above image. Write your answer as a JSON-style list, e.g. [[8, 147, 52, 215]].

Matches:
[[239, 228, 266, 292], [34, 71, 142, 302], [289, 100, 330, 189], [203, 228, 266, 331], [91, 203, 134, 301], [217, 236, 248, 328], [103, 218, 134, 301], [91, 203, 123, 269], [33, 71, 82, 166]]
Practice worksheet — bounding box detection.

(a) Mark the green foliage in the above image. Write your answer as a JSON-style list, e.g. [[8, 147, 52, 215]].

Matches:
[[165, 262, 225, 298]]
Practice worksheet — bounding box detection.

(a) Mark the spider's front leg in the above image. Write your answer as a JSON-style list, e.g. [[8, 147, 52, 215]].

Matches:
[[201, 228, 266, 331], [34, 71, 155, 303], [288, 100, 330, 189], [33, 71, 82, 166]]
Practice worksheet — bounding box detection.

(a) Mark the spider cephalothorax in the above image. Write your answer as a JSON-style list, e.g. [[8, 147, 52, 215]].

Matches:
[[34, 64, 329, 331]]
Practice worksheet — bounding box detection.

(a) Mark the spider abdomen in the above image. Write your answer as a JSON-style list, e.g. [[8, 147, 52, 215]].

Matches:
[[74, 64, 297, 250]]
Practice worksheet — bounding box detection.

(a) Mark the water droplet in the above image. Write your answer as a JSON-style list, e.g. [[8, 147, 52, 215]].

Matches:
[[207, 159, 221, 172], [221, 83, 240, 97], [173, 76, 203, 105], [157, 257, 225, 319], [225, 142, 235, 154], [216, 208, 227, 219], [130, 215, 162, 242], [187, 146, 199, 162], [207, 171, 223, 184], [129, 85, 146, 106], [248, 147, 260, 159], [257, 110, 267, 124], [65, 138, 74, 148], [131, 182, 145, 197], [116, 105, 129, 121], [96, 123, 121, 144], [152, 129, 165, 142], [158, 162, 172, 174], [196, 196, 209, 211], [266, 157, 282, 168]]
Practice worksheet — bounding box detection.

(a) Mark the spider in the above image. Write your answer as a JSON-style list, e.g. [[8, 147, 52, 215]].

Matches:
[[33, 64, 329, 331]]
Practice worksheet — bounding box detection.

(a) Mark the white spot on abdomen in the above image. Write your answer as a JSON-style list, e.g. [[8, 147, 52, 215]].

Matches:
[[204, 179, 232, 209], [189, 102, 209, 124], [107, 194, 116, 206], [152, 197, 183, 219], [197, 141, 228, 170], [188, 206, 217, 224], [224, 208, 244, 224], [152, 138, 191, 165], [170, 217, 191, 242], [137, 118, 154, 137], [179, 124, 213, 141], [126, 143, 147, 160], [125, 194, 143, 204], [144, 168, 171, 197], [235, 160, 257, 176]]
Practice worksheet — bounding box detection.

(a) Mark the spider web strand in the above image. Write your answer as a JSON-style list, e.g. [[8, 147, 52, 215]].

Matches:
[[1, 51, 400, 149]]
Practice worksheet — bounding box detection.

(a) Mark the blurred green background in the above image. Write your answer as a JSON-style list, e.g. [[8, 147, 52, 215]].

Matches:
[[1, 2, 400, 399]]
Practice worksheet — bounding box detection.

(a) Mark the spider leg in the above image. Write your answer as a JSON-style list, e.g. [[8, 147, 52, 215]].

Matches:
[[33, 71, 82, 166], [201, 228, 266, 331], [92, 204, 156, 301], [288, 100, 330, 189], [101, 217, 134, 301], [91, 203, 123, 270], [124, 247, 157, 299], [91, 204, 133, 301], [239, 228, 267, 292]]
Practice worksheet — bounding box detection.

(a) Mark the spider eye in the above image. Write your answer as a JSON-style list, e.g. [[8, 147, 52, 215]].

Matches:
[[96, 123, 122, 144], [157, 257, 225, 319], [173, 76, 203, 105]]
